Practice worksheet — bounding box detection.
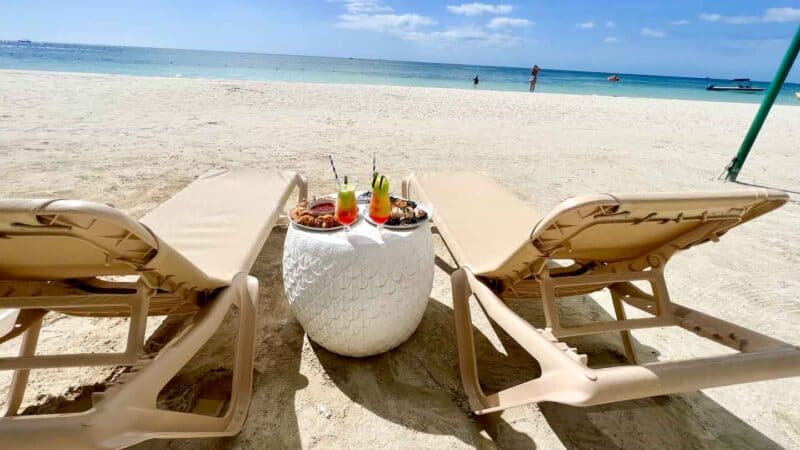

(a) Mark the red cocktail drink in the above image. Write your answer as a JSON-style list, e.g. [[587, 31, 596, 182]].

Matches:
[[335, 206, 358, 226], [369, 174, 391, 229], [335, 177, 358, 231]]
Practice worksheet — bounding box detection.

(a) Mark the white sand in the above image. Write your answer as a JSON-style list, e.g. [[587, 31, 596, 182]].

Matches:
[[1, 69, 799, 449]]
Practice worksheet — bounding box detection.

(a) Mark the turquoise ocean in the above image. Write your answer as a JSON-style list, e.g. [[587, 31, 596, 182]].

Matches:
[[2, 41, 800, 105]]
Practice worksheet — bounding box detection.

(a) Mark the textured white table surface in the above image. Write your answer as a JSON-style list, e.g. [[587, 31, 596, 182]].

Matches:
[[282, 206, 434, 357]]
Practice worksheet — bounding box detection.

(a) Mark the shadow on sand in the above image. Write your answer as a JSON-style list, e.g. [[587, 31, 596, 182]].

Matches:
[[313, 286, 783, 449], [492, 295, 783, 449], [312, 297, 537, 448], [141, 230, 782, 449], [132, 231, 308, 450], [130, 230, 781, 449], [733, 179, 800, 196], [428, 257, 782, 449]]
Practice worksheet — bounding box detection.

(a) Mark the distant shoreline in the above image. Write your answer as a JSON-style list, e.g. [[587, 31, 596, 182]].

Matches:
[[2, 67, 799, 108], [0, 68, 800, 107], [3, 39, 800, 105], [3, 39, 796, 84]]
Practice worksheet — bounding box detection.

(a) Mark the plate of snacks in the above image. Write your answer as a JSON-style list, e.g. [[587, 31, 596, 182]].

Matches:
[[290, 198, 359, 232], [365, 195, 432, 230]]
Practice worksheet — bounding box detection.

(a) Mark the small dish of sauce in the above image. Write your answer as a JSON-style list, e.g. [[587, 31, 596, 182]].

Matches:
[[308, 199, 335, 216]]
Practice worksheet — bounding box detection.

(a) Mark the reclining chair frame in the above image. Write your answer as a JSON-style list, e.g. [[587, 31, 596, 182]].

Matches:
[[404, 175, 800, 415], [0, 172, 307, 448]]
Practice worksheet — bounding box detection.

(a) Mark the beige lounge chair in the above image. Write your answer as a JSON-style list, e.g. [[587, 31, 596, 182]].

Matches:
[[403, 172, 800, 414], [0, 169, 307, 448]]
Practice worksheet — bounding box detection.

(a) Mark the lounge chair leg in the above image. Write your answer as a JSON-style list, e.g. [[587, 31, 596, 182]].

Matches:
[[126, 283, 153, 358], [451, 268, 490, 412], [610, 290, 638, 364], [651, 269, 674, 321], [538, 272, 562, 333], [225, 274, 258, 429], [3, 315, 43, 417]]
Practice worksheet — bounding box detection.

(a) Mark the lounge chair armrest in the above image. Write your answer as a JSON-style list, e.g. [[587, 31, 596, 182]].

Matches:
[[294, 173, 308, 202]]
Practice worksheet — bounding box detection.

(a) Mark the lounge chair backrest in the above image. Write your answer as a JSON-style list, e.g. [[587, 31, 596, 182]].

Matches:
[[0, 199, 215, 296], [406, 172, 788, 286], [529, 190, 787, 269]]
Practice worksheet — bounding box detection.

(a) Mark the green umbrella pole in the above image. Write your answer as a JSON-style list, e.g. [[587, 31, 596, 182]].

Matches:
[[725, 24, 800, 182]]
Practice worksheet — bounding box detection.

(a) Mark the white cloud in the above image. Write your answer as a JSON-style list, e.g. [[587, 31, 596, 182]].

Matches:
[[700, 13, 758, 24], [724, 16, 760, 24], [700, 13, 722, 22], [763, 7, 800, 22], [404, 26, 520, 46], [700, 7, 800, 24], [641, 27, 666, 38], [334, 0, 437, 35], [337, 13, 437, 32], [670, 19, 691, 26], [446, 3, 512, 16], [337, 0, 392, 14], [333, 2, 520, 47], [605, 21, 615, 28], [603, 37, 620, 43], [577, 21, 595, 29], [487, 17, 531, 29]]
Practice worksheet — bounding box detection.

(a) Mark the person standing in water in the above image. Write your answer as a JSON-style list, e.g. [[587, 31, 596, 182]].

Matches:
[[473, 75, 479, 87], [529, 65, 540, 92]]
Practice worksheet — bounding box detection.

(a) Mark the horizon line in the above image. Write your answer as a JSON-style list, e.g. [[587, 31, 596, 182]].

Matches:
[[0, 38, 785, 84]]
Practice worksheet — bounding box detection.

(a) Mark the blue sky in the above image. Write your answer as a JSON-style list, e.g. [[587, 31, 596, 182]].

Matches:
[[2, 1, 800, 80]]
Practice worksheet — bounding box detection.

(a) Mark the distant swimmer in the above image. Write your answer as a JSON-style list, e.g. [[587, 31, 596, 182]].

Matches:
[[529, 65, 540, 92], [473, 75, 479, 87]]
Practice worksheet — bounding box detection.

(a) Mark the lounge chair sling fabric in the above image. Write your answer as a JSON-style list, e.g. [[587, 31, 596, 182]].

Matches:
[[402, 172, 542, 281], [404, 172, 800, 414], [0, 170, 303, 317], [0, 169, 307, 448], [140, 169, 301, 288]]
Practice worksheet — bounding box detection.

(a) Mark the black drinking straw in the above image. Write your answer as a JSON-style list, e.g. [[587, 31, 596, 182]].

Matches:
[[328, 155, 341, 188]]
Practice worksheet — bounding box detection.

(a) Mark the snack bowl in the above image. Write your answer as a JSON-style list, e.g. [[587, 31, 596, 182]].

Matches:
[[307, 198, 335, 216]]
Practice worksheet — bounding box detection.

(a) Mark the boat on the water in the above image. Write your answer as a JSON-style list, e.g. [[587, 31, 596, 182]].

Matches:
[[706, 86, 764, 92], [706, 78, 764, 93], [607, 75, 620, 82]]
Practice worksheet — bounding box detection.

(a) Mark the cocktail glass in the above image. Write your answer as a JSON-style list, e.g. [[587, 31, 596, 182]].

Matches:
[[335, 176, 358, 232], [369, 174, 391, 231]]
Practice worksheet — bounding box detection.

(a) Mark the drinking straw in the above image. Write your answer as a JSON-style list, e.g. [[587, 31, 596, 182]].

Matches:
[[328, 155, 341, 188], [372, 153, 376, 175]]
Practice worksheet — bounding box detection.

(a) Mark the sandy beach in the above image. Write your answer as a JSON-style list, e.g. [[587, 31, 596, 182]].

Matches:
[[1, 69, 799, 449]]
